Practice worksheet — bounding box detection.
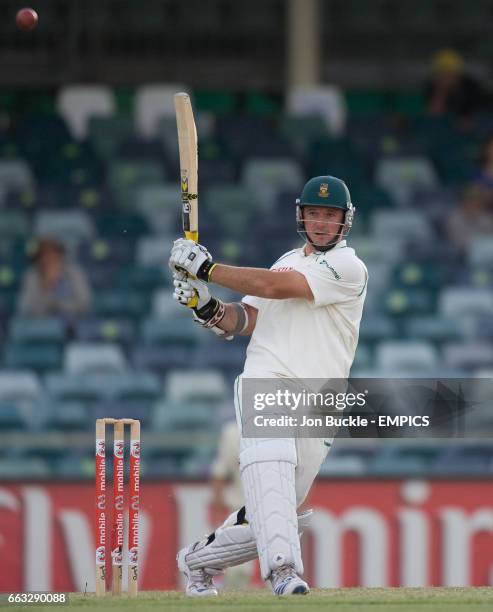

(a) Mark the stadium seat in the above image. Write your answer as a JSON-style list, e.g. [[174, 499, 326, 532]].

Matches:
[[135, 84, 187, 139], [385, 288, 435, 316], [467, 237, 493, 268], [404, 316, 465, 342], [56, 85, 116, 140], [242, 158, 304, 212], [9, 317, 65, 346], [371, 446, 441, 476], [375, 157, 437, 206], [3, 344, 63, 374], [152, 399, 217, 432], [432, 445, 493, 476], [107, 160, 165, 208], [136, 236, 176, 267], [370, 210, 433, 243], [0, 401, 26, 430], [359, 315, 398, 344], [33, 210, 95, 248], [165, 368, 228, 405], [106, 371, 162, 403], [152, 289, 188, 319], [45, 373, 104, 403], [0, 160, 35, 204], [280, 116, 331, 157], [134, 184, 180, 234], [0, 457, 51, 479], [141, 317, 200, 348], [376, 340, 438, 372], [0, 211, 29, 240], [349, 237, 404, 264], [443, 343, 493, 371], [286, 85, 347, 136], [0, 371, 42, 428], [439, 288, 493, 318], [74, 318, 136, 346], [133, 340, 186, 368], [87, 115, 135, 161], [203, 184, 255, 238], [93, 291, 148, 321], [64, 342, 127, 374], [48, 400, 92, 431]]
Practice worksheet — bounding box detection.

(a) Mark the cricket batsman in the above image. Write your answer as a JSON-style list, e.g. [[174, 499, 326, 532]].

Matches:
[[169, 176, 368, 596]]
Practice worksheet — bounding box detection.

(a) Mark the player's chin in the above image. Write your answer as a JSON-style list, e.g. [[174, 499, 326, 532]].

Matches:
[[309, 234, 333, 246]]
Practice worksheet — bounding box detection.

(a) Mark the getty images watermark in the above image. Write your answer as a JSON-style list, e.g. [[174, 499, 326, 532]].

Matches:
[[240, 378, 493, 438]]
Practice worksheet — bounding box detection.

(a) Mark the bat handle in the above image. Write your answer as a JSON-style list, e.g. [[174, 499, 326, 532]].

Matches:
[[175, 266, 199, 308]]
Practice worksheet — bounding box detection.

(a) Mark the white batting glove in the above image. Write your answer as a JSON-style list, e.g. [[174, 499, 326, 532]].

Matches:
[[173, 273, 212, 310], [169, 238, 215, 281]]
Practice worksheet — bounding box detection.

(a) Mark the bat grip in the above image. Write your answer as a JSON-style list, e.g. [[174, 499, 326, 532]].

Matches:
[[175, 266, 199, 308]]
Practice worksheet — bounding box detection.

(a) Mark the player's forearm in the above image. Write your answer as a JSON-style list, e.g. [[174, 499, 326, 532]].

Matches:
[[216, 302, 253, 336], [210, 264, 279, 298]]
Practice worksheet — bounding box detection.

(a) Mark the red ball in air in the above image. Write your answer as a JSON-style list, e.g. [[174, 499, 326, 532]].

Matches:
[[16, 8, 38, 31]]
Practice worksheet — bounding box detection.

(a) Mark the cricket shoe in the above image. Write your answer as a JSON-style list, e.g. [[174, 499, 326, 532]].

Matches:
[[176, 546, 219, 597], [269, 564, 310, 596]]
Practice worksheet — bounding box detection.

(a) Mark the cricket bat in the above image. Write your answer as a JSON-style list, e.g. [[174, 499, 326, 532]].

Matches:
[[174, 92, 199, 307]]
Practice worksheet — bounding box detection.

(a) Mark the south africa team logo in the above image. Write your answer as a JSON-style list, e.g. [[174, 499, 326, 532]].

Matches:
[[318, 183, 329, 197]]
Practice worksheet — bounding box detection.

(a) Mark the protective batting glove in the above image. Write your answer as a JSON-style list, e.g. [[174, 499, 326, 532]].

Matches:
[[173, 274, 212, 310], [169, 238, 216, 281]]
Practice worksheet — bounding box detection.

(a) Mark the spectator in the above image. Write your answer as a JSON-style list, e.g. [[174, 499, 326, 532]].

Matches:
[[473, 135, 493, 202], [447, 185, 493, 253], [424, 49, 483, 120], [18, 238, 92, 319]]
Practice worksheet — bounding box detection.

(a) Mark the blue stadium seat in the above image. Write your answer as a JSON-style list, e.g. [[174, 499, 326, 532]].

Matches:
[[165, 368, 227, 404], [376, 340, 438, 372], [45, 373, 105, 404], [74, 318, 136, 346], [9, 317, 65, 346], [439, 288, 493, 318], [152, 399, 217, 433], [132, 345, 191, 374], [443, 342, 493, 371], [404, 316, 465, 342], [64, 342, 127, 374], [49, 400, 92, 431], [141, 317, 201, 348], [432, 446, 493, 476], [0, 456, 51, 479], [0, 401, 27, 430], [3, 344, 63, 374]]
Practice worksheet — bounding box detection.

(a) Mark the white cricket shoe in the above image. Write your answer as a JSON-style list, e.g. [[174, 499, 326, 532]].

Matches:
[[176, 547, 219, 597], [269, 564, 310, 596]]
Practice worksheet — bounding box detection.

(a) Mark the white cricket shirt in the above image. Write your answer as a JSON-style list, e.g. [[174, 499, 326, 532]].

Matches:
[[242, 241, 368, 379]]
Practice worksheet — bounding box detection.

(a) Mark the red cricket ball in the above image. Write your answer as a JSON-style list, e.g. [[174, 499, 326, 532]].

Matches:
[[16, 8, 38, 31]]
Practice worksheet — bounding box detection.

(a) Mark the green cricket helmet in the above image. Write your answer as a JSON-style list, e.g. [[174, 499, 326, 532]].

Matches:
[[296, 175, 355, 252]]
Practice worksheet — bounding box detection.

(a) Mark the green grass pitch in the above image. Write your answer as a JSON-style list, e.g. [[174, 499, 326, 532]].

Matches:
[[12, 588, 493, 611]]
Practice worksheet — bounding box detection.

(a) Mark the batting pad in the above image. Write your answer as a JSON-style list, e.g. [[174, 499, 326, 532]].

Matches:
[[238, 438, 302, 579], [185, 510, 312, 572]]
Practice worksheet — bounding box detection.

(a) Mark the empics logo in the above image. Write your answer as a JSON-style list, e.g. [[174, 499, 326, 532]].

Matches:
[[318, 183, 329, 197]]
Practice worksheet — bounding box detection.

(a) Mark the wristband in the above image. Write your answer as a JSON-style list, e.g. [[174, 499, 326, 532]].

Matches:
[[197, 261, 217, 282]]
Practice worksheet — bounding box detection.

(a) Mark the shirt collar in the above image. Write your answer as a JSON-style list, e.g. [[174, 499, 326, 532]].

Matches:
[[302, 240, 347, 257]]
